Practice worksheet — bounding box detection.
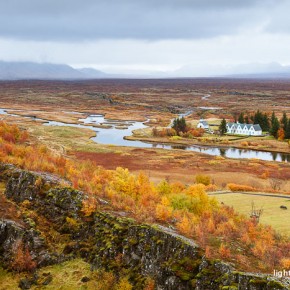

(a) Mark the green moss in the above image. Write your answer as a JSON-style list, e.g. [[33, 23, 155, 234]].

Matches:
[[129, 238, 138, 246], [267, 280, 285, 289], [215, 273, 229, 284], [191, 279, 197, 287], [25, 217, 36, 228], [170, 257, 201, 282], [249, 278, 268, 286]]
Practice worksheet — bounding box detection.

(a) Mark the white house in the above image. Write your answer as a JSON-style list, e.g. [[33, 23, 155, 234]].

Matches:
[[226, 122, 262, 136], [197, 119, 209, 130]]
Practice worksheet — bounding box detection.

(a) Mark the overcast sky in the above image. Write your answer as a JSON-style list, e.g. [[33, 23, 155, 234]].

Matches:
[[0, 0, 290, 76]]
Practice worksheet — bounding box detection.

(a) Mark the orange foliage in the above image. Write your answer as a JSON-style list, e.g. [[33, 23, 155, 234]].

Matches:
[[82, 196, 98, 216], [277, 128, 285, 141], [152, 127, 176, 137], [260, 170, 269, 179], [184, 128, 205, 138], [144, 278, 155, 290], [227, 183, 257, 192], [219, 243, 231, 259], [0, 121, 290, 272], [11, 240, 36, 273], [281, 258, 290, 268], [156, 196, 173, 221], [176, 215, 192, 235]]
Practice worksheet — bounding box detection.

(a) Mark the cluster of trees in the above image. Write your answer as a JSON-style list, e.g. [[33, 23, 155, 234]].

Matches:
[[153, 117, 205, 138], [237, 110, 270, 131], [0, 121, 290, 272], [272, 112, 290, 140], [233, 111, 290, 139], [171, 117, 205, 138], [172, 117, 187, 134]]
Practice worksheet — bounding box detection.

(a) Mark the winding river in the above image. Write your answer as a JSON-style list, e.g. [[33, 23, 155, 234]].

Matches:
[[0, 109, 289, 162]]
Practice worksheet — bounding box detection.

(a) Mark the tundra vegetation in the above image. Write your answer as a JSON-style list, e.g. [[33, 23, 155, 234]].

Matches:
[[0, 121, 290, 276], [0, 79, 290, 288]]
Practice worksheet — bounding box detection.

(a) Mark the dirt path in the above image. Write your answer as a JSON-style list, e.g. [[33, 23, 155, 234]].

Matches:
[[209, 191, 290, 199]]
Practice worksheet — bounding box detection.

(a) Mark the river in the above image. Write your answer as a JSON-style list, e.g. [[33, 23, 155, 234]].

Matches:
[[0, 109, 289, 162]]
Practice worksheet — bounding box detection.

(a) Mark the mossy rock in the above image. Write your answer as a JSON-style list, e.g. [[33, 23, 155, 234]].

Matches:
[[249, 278, 268, 288], [267, 280, 286, 289]]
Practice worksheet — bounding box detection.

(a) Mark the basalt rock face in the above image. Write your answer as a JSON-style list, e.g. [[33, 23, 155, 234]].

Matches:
[[0, 219, 59, 269], [1, 164, 289, 290]]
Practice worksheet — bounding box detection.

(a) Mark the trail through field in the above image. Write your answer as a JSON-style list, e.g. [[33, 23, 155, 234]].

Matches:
[[209, 191, 290, 199]]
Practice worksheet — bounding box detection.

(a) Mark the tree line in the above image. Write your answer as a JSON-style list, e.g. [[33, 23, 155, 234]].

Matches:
[[219, 110, 290, 139]]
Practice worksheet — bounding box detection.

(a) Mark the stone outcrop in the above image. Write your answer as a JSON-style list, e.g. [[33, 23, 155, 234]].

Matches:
[[0, 164, 289, 290], [0, 219, 59, 269]]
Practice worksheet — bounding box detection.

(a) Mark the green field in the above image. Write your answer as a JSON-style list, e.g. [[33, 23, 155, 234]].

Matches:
[[212, 192, 290, 235]]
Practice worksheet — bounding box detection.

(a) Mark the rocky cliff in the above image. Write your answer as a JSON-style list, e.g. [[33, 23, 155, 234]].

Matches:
[[0, 164, 289, 289]]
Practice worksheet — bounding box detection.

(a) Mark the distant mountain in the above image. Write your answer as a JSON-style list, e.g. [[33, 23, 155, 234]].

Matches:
[[223, 72, 290, 79], [77, 67, 108, 78], [0, 61, 108, 80], [173, 62, 290, 79], [1, 61, 290, 80]]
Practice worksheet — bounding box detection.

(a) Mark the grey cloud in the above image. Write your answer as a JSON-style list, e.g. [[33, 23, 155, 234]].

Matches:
[[264, 1, 290, 34], [0, 0, 281, 41]]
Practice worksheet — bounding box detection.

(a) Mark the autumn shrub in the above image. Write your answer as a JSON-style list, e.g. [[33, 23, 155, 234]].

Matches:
[[281, 258, 290, 269], [240, 141, 248, 147], [115, 277, 133, 290], [11, 240, 36, 273], [195, 174, 211, 186], [227, 183, 257, 192], [152, 127, 176, 137], [184, 128, 205, 138], [176, 215, 192, 235], [219, 243, 231, 259], [0, 121, 29, 144], [155, 196, 173, 221]]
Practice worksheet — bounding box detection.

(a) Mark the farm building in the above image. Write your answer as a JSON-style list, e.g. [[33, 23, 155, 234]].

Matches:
[[226, 122, 262, 136], [197, 119, 209, 130]]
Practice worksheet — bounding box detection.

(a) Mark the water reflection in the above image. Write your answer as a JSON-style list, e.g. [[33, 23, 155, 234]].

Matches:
[[219, 148, 226, 157], [0, 108, 289, 163]]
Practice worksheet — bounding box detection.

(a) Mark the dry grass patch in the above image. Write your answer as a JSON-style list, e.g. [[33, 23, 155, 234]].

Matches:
[[213, 192, 290, 235]]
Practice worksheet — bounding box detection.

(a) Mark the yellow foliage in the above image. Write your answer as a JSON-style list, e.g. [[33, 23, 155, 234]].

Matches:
[[65, 217, 78, 227], [157, 180, 172, 195], [115, 277, 133, 290], [161, 196, 170, 207], [186, 184, 206, 196], [195, 174, 211, 186]]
